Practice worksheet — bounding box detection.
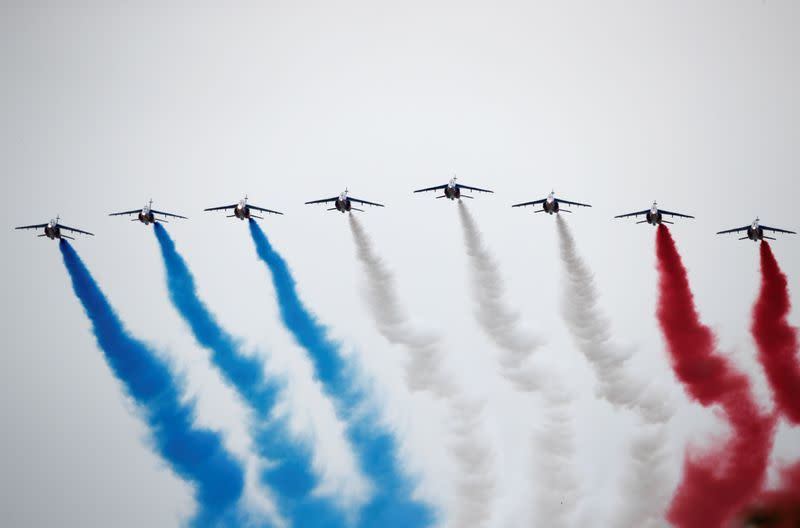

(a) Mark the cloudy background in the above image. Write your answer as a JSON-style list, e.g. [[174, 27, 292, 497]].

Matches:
[[1, 2, 799, 526]]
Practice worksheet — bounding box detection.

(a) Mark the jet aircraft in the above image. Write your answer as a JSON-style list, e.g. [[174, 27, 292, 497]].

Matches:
[[15, 216, 94, 240], [204, 195, 283, 220], [305, 188, 384, 213], [512, 191, 591, 214], [614, 201, 693, 225], [413, 177, 493, 200], [716, 218, 796, 241], [109, 200, 187, 225]]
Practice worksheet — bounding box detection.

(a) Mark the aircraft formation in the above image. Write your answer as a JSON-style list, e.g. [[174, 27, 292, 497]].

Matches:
[[14, 177, 797, 242]]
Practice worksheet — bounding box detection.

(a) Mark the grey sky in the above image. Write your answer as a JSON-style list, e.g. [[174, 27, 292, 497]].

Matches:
[[2, 2, 799, 527]]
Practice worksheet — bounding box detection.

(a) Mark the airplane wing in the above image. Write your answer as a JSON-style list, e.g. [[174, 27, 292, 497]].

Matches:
[[204, 204, 237, 212], [150, 209, 188, 219], [659, 209, 694, 219], [716, 226, 750, 235], [413, 184, 447, 193], [249, 205, 284, 215], [305, 197, 339, 205], [760, 225, 797, 235], [14, 223, 48, 230], [511, 199, 546, 208], [559, 198, 592, 208], [348, 197, 384, 207], [58, 223, 94, 236], [109, 209, 142, 217], [458, 184, 493, 193], [614, 209, 651, 218]]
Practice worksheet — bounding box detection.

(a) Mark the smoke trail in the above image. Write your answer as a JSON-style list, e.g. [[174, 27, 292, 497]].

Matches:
[[349, 214, 495, 527], [153, 223, 345, 527], [734, 460, 800, 527], [248, 220, 433, 527], [655, 224, 776, 528], [555, 215, 673, 527], [58, 240, 245, 527], [752, 241, 800, 425], [457, 202, 579, 527]]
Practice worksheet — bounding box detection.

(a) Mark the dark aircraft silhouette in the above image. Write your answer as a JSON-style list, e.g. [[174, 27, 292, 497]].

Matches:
[[717, 218, 796, 241], [413, 176, 493, 200], [204, 195, 283, 220], [110, 200, 187, 225], [15, 216, 94, 240], [615, 201, 693, 225], [305, 188, 384, 213], [512, 191, 591, 214]]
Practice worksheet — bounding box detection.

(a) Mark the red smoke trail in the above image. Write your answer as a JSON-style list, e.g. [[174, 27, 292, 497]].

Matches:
[[752, 241, 800, 425], [734, 461, 800, 527], [655, 224, 776, 528]]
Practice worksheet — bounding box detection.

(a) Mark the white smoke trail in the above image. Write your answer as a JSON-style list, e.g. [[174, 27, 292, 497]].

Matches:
[[349, 215, 495, 528], [457, 202, 580, 527], [555, 214, 674, 527]]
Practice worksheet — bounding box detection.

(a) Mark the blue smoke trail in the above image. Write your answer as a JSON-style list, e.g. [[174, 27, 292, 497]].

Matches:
[[248, 219, 434, 528], [58, 240, 244, 527], [153, 223, 344, 528]]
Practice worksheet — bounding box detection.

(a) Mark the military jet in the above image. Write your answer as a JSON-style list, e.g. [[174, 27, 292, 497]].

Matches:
[[717, 218, 796, 241], [413, 176, 493, 200], [204, 195, 283, 220], [615, 201, 693, 225], [15, 216, 94, 240], [305, 188, 384, 213], [512, 190, 591, 214], [109, 200, 187, 225]]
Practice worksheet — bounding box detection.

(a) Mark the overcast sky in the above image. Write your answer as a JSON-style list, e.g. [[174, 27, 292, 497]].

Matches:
[[1, 2, 799, 527]]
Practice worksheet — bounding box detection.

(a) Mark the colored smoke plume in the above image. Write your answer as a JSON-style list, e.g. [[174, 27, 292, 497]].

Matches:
[[655, 224, 776, 528], [752, 241, 800, 425]]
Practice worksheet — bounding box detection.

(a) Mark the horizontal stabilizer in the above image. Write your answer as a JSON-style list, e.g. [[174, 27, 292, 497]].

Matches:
[[636, 220, 648, 224], [662, 220, 674, 224], [739, 236, 749, 240], [460, 195, 474, 199], [436, 195, 447, 199], [764, 236, 776, 240]]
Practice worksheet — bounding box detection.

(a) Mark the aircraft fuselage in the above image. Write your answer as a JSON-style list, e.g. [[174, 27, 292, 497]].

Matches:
[[43, 224, 61, 239], [137, 211, 157, 225], [746, 226, 763, 241], [543, 199, 560, 214], [646, 210, 663, 225], [334, 198, 352, 212], [444, 185, 462, 200], [233, 205, 252, 220]]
